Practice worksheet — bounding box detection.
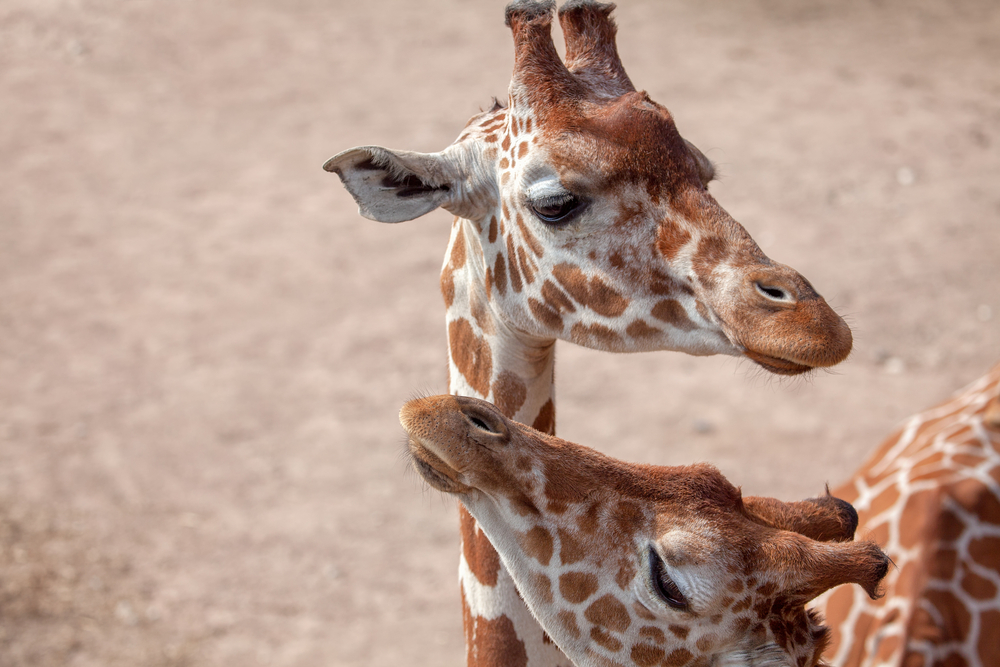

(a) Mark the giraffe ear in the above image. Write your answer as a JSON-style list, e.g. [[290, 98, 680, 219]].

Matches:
[[743, 491, 858, 543], [324, 146, 465, 223], [683, 139, 716, 187]]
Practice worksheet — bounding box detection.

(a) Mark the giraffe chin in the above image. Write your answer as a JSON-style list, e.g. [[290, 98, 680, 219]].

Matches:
[[408, 439, 472, 494], [743, 350, 814, 376]]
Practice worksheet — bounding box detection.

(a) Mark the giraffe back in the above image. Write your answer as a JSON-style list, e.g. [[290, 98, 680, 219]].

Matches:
[[820, 363, 1000, 667]]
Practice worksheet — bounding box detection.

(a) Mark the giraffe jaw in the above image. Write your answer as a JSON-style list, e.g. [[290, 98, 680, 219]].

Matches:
[[742, 349, 814, 376], [407, 437, 474, 494]]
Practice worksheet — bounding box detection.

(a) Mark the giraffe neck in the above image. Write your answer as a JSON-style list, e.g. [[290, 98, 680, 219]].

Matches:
[[443, 217, 569, 667]]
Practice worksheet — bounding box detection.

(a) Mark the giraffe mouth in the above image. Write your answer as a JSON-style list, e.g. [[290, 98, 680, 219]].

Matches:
[[743, 350, 814, 376], [407, 437, 472, 494]]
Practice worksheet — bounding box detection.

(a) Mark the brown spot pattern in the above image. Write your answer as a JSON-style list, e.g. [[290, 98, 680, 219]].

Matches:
[[571, 322, 622, 349], [441, 265, 455, 308], [518, 246, 535, 285], [488, 215, 498, 243], [515, 213, 544, 257], [950, 477, 1000, 524], [558, 610, 581, 639], [492, 370, 527, 417], [493, 253, 507, 297], [533, 572, 553, 604], [980, 610, 1000, 664], [651, 299, 696, 330], [449, 318, 493, 396], [968, 535, 1000, 571], [664, 648, 694, 666], [657, 221, 692, 261], [529, 297, 564, 331], [460, 508, 501, 587], [584, 594, 631, 633], [631, 643, 666, 667], [615, 558, 637, 590], [960, 569, 996, 600], [925, 589, 971, 640], [559, 571, 599, 604], [466, 605, 528, 667], [633, 602, 657, 622], [451, 223, 467, 269], [692, 235, 728, 284], [589, 626, 623, 652], [553, 263, 629, 317], [521, 525, 554, 566], [626, 319, 661, 339], [506, 235, 523, 293], [532, 399, 555, 435], [557, 528, 585, 565]]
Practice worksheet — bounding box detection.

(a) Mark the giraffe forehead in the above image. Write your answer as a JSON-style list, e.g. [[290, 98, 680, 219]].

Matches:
[[535, 94, 702, 194]]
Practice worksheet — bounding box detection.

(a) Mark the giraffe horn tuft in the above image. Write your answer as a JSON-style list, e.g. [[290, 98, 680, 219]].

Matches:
[[505, 0, 582, 111], [558, 0, 635, 96]]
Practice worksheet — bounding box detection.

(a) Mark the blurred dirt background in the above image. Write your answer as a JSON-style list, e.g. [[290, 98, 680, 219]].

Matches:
[[1, 0, 998, 665]]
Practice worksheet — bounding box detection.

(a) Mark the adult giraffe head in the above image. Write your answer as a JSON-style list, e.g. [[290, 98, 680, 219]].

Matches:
[[401, 394, 890, 667], [325, 0, 852, 376]]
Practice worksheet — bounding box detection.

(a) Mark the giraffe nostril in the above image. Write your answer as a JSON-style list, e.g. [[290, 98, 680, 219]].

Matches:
[[465, 409, 506, 436]]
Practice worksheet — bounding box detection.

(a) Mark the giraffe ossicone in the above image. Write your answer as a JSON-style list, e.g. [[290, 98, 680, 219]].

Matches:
[[401, 394, 890, 667], [326, 1, 859, 666], [326, 0, 853, 378]]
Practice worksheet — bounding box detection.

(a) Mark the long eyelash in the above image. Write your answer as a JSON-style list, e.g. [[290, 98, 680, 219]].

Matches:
[[649, 548, 690, 611]]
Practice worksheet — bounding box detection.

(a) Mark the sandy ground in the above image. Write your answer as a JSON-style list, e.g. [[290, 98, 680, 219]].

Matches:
[[1, 1, 998, 665]]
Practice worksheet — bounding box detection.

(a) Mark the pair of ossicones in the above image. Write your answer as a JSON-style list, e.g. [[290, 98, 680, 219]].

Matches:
[[400, 393, 890, 667]]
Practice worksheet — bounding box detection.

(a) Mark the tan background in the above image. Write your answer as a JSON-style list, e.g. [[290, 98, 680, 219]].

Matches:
[[1, 0, 998, 665]]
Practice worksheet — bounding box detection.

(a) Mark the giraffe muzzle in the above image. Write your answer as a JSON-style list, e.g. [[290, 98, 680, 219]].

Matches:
[[400, 395, 511, 494]]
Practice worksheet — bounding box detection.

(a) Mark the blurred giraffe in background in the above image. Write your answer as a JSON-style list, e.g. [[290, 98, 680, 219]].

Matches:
[[818, 363, 1000, 667]]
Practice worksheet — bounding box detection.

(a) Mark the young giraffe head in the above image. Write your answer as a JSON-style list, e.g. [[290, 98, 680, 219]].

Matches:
[[326, 0, 852, 376], [400, 395, 890, 667]]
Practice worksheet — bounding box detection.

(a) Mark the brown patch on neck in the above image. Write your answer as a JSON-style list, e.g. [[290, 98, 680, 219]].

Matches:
[[532, 399, 555, 435], [449, 318, 493, 396], [464, 602, 529, 667], [460, 506, 501, 587], [521, 525, 554, 566], [492, 370, 528, 417]]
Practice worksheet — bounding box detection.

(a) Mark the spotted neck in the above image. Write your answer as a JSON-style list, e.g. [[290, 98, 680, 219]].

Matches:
[[443, 215, 570, 667], [443, 217, 556, 432]]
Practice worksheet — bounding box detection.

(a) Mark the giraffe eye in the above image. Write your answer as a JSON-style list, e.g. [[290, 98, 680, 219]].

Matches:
[[528, 193, 584, 225], [649, 548, 689, 611]]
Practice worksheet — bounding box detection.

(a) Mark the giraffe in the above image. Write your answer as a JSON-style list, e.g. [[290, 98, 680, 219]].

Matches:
[[816, 362, 1000, 667], [399, 393, 891, 667], [325, 2, 854, 665]]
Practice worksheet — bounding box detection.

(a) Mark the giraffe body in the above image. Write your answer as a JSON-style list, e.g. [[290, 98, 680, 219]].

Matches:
[[401, 394, 890, 667], [818, 363, 1000, 667], [326, 2, 856, 665]]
